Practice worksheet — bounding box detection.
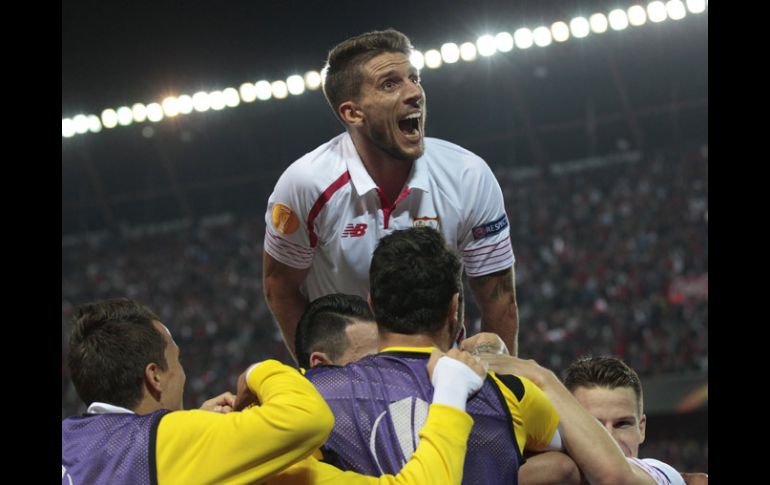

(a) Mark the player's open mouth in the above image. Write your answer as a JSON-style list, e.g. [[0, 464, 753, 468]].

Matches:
[[398, 111, 421, 140]]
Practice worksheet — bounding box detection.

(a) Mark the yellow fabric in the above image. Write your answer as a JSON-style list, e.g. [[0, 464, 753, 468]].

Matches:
[[266, 403, 472, 484], [155, 360, 334, 485], [489, 372, 561, 453]]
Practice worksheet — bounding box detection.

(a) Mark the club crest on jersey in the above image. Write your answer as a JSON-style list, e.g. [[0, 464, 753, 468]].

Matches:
[[271, 203, 300, 235], [412, 216, 440, 230], [472, 214, 508, 240]]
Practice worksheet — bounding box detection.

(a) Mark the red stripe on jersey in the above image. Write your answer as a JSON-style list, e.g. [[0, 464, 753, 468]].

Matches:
[[266, 231, 314, 255], [307, 171, 351, 248], [463, 238, 510, 254]]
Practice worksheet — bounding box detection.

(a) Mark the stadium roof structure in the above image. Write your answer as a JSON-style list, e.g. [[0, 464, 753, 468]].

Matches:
[[62, 0, 707, 236]]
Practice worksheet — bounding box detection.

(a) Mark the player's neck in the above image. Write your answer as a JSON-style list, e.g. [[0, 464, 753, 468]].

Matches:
[[350, 132, 412, 203], [378, 328, 452, 352]]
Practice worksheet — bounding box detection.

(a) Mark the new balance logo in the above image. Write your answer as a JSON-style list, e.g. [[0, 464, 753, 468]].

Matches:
[[342, 223, 368, 238]]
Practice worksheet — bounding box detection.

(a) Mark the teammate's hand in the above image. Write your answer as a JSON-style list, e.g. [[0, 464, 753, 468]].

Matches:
[[460, 332, 509, 356], [199, 391, 236, 414], [233, 367, 259, 411]]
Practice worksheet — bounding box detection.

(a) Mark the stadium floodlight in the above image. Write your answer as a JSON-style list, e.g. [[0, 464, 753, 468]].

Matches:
[[590, 13, 609, 34], [192, 91, 211, 112], [287, 75, 306, 95], [304, 71, 322, 90], [223, 87, 241, 106], [495, 32, 514, 52], [409, 50, 425, 70], [62, 118, 76, 137], [686, 0, 706, 14], [271, 80, 288, 99], [239, 82, 257, 102], [533, 26, 552, 47], [117, 106, 134, 125], [87, 115, 102, 133], [161, 97, 179, 118], [628, 5, 647, 26], [609, 9, 630, 30], [146, 103, 164, 122], [647, 1, 668, 22], [132, 103, 147, 122], [177, 94, 193, 114], [476, 34, 497, 57], [255, 80, 272, 100], [72, 114, 90, 134], [424, 49, 442, 69], [570, 16, 590, 38], [440, 43, 460, 64], [513, 28, 533, 49], [459, 42, 477, 61], [551, 21, 570, 42], [666, 0, 687, 20], [101, 108, 118, 128], [209, 91, 226, 110]]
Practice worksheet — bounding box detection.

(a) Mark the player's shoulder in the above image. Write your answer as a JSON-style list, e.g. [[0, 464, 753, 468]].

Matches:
[[279, 133, 350, 188], [424, 137, 492, 174], [629, 457, 685, 484]]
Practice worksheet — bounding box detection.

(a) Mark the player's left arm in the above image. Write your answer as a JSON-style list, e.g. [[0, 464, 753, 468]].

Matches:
[[468, 267, 519, 356]]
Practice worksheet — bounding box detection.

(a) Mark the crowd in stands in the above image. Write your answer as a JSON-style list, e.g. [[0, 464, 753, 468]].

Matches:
[[62, 144, 707, 472]]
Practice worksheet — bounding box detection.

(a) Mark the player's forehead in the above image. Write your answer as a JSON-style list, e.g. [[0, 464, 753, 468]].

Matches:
[[363, 52, 415, 79], [573, 385, 639, 418]]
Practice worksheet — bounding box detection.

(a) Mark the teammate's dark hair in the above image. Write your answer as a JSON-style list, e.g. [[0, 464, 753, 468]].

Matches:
[[68, 298, 167, 410], [295, 293, 374, 369], [369, 227, 462, 334]]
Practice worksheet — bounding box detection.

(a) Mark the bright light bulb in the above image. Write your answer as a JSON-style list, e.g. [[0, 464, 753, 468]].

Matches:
[[177, 95, 193, 114], [476, 35, 496, 57], [87, 115, 102, 133], [609, 9, 630, 30], [239, 83, 257, 102], [440, 43, 460, 63], [590, 13, 608, 33], [424, 49, 442, 69], [570, 17, 590, 38], [304, 71, 322, 90], [271, 81, 288, 99], [533, 26, 552, 47], [132, 103, 147, 122], [409, 50, 425, 70], [286, 75, 306, 95], [459, 42, 477, 61], [647, 1, 668, 22], [686, 0, 706, 14], [161, 97, 179, 117], [101, 109, 118, 129], [666, 0, 687, 20], [628, 5, 647, 26], [223, 87, 240, 107], [551, 21, 570, 42], [255, 81, 272, 100], [192, 91, 211, 112], [495, 32, 514, 52], [116, 106, 133, 125], [146, 103, 164, 122], [62, 118, 76, 137], [209, 91, 226, 110]]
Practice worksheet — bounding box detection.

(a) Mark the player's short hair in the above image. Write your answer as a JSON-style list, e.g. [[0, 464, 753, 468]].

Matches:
[[563, 356, 644, 415], [68, 298, 167, 410], [322, 28, 413, 123], [295, 293, 375, 369], [369, 227, 462, 335]]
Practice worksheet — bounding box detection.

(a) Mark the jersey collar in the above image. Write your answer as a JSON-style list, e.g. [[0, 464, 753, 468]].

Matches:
[[380, 346, 435, 354], [87, 402, 134, 415], [343, 133, 431, 196]]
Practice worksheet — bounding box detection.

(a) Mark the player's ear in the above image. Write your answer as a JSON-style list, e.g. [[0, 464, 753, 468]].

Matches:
[[310, 351, 333, 367], [339, 101, 364, 126]]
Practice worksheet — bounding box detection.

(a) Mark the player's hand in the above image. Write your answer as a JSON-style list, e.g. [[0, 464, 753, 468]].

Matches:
[[477, 354, 554, 388], [199, 391, 236, 414], [460, 332, 509, 355], [233, 367, 260, 411], [428, 348, 487, 379]]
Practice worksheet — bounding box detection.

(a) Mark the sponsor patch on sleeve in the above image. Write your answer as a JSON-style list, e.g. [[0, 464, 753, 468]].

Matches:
[[472, 214, 509, 240], [271, 203, 300, 235]]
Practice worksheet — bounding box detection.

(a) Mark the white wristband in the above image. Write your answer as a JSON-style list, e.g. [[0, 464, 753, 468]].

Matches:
[[431, 356, 484, 412]]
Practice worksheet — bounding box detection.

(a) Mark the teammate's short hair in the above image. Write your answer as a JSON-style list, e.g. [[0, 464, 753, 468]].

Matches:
[[369, 227, 462, 335], [322, 29, 413, 123], [68, 298, 167, 409], [295, 293, 375, 369], [563, 356, 644, 415]]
